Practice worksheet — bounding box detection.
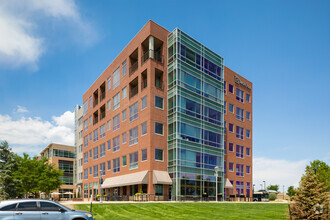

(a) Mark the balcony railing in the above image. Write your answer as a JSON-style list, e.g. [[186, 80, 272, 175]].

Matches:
[[93, 99, 98, 107], [155, 80, 164, 91], [129, 86, 138, 99], [129, 62, 138, 76], [141, 50, 163, 64], [141, 79, 147, 90], [100, 92, 105, 102]]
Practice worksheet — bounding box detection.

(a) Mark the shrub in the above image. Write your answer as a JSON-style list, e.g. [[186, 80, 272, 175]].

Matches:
[[269, 193, 277, 201]]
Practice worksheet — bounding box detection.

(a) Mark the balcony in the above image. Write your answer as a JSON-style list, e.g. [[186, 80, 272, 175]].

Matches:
[[129, 48, 138, 76], [129, 77, 139, 99], [155, 68, 164, 91], [100, 82, 106, 102], [93, 90, 99, 108], [141, 69, 147, 91], [141, 49, 163, 64], [93, 111, 99, 125], [100, 105, 106, 121]]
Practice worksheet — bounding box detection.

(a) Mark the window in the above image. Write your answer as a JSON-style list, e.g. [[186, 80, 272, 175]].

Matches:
[[100, 124, 105, 139], [246, 129, 251, 138], [224, 141, 227, 154], [107, 120, 111, 131], [246, 93, 250, 102], [129, 126, 138, 146], [107, 140, 111, 151], [84, 135, 88, 147], [17, 202, 38, 211], [122, 109, 127, 121], [129, 151, 138, 169], [229, 162, 234, 172], [246, 147, 251, 156], [113, 67, 120, 89], [122, 60, 127, 76], [107, 76, 111, 90], [84, 168, 88, 180], [246, 166, 251, 174], [141, 95, 147, 110], [155, 148, 163, 161], [122, 132, 127, 144], [236, 164, 244, 177], [236, 145, 244, 158], [236, 126, 244, 140], [229, 84, 234, 93], [107, 100, 111, 111], [100, 143, 105, 157], [83, 101, 88, 116], [93, 128, 98, 142], [224, 121, 226, 135], [236, 181, 244, 196], [89, 116, 92, 125], [129, 102, 138, 122], [113, 92, 120, 110], [93, 146, 98, 160], [113, 114, 120, 131], [229, 142, 234, 152], [89, 96, 92, 108], [141, 148, 147, 161], [246, 111, 251, 120], [155, 122, 163, 135], [84, 152, 88, 164], [100, 162, 105, 176], [224, 81, 226, 94], [89, 150, 92, 158], [229, 103, 234, 113], [141, 121, 147, 136], [228, 123, 234, 132], [84, 119, 88, 131], [122, 155, 127, 167], [236, 88, 244, 102], [236, 107, 244, 121], [89, 132, 92, 141], [113, 158, 120, 173], [113, 136, 120, 152], [224, 101, 226, 114], [107, 160, 111, 170], [155, 184, 163, 196], [246, 182, 251, 196], [155, 96, 163, 109], [224, 161, 226, 174], [122, 87, 127, 99], [93, 165, 98, 177], [89, 167, 92, 175]]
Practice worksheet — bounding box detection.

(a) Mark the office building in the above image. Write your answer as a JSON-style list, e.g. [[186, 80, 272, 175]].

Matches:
[[40, 143, 76, 199], [74, 105, 84, 198], [80, 20, 252, 201]]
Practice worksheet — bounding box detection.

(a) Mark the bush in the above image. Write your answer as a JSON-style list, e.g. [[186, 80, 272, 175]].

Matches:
[[269, 193, 277, 201]]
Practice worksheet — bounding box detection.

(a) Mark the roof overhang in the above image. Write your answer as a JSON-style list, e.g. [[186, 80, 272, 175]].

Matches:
[[153, 170, 172, 185], [101, 170, 149, 188]]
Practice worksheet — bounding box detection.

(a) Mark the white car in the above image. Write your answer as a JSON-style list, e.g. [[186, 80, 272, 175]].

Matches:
[[0, 199, 94, 220]]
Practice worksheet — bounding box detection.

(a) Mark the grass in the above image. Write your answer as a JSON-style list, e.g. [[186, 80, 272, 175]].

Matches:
[[74, 202, 289, 220]]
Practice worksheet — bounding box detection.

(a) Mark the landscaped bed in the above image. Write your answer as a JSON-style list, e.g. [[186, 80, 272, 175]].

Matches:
[[74, 202, 289, 219]]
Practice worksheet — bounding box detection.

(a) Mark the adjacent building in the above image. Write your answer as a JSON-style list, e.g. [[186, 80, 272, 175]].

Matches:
[[74, 105, 84, 198], [40, 143, 76, 199], [79, 20, 253, 201]]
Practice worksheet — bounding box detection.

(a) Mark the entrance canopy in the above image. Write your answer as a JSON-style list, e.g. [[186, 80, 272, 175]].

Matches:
[[153, 170, 172, 185], [224, 178, 234, 189], [102, 170, 149, 188]]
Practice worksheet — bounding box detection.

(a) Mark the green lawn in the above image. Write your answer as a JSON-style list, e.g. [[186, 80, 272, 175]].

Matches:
[[74, 203, 289, 220]]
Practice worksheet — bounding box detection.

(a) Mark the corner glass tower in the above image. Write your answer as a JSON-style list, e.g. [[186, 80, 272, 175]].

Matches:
[[167, 29, 225, 201]]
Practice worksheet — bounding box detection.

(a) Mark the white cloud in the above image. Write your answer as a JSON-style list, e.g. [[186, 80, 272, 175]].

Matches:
[[253, 157, 309, 191], [0, 111, 74, 155], [15, 105, 29, 113], [0, 0, 96, 70]]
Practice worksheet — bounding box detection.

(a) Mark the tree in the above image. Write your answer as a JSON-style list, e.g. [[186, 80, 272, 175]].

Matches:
[[13, 153, 63, 198], [267, 184, 279, 191], [305, 160, 330, 191], [290, 167, 329, 219], [0, 141, 21, 199], [287, 186, 296, 197]]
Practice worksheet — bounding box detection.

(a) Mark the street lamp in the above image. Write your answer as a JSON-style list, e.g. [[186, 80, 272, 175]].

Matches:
[[263, 181, 266, 191], [214, 166, 219, 202], [99, 169, 103, 203]]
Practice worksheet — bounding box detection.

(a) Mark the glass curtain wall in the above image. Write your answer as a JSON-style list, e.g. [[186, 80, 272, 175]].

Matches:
[[167, 29, 225, 201]]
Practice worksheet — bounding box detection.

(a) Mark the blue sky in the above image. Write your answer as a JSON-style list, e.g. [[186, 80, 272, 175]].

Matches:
[[0, 0, 329, 190]]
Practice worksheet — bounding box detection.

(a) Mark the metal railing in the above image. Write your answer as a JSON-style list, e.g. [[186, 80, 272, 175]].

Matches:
[[129, 62, 138, 76], [141, 50, 163, 64]]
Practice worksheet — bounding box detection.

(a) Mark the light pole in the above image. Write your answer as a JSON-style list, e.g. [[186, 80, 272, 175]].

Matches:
[[214, 166, 219, 202], [260, 184, 263, 190], [99, 169, 103, 203], [263, 181, 266, 191]]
